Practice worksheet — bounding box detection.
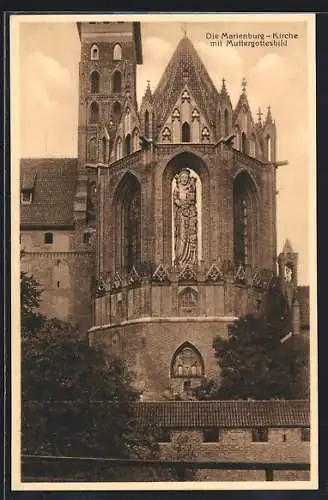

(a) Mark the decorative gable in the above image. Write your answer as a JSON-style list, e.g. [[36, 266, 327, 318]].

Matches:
[[157, 85, 213, 144]]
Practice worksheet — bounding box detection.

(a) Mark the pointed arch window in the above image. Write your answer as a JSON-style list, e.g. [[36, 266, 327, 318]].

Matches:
[[90, 44, 99, 60], [113, 43, 122, 61], [89, 101, 99, 123], [125, 134, 131, 155], [182, 122, 191, 142], [201, 127, 210, 143], [266, 134, 272, 161], [162, 127, 171, 142], [233, 172, 258, 267], [112, 71, 122, 93], [144, 110, 150, 138], [88, 137, 97, 162], [116, 136, 123, 160], [171, 343, 204, 378], [224, 109, 229, 136], [234, 125, 240, 150], [90, 71, 100, 93], [114, 174, 141, 271], [241, 132, 248, 154]]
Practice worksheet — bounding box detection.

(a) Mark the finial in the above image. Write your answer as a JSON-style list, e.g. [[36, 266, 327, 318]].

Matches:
[[266, 104, 273, 123], [241, 77, 247, 93], [181, 23, 187, 37], [257, 107, 263, 123]]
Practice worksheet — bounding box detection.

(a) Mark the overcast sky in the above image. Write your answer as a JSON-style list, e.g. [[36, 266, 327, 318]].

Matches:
[[16, 15, 315, 285]]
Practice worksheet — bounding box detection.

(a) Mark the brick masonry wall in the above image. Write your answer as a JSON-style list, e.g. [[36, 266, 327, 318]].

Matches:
[[158, 428, 310, 482]]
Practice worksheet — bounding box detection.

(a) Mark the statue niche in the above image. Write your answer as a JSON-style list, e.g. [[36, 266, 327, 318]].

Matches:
[[173, 168, 198, 266]]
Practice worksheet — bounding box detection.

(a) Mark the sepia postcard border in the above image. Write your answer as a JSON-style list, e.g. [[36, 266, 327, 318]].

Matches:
[[10, 11, 318, 491]]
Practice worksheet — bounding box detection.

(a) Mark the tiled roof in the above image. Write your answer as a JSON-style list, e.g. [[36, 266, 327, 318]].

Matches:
[[134, 400, 309, 428], [152, 35, 219, 134], [20, 158, 78, 228], [298, 286, 310, 328]]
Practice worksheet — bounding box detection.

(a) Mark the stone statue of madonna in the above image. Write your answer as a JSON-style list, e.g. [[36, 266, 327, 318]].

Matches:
[[173, 168, 198, 266]]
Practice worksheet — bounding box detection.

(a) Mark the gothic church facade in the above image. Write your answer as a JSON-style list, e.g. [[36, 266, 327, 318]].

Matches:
[[20, 21, 309, 401]]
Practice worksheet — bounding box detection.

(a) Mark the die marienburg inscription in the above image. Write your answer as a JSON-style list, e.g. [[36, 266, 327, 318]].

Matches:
[[206, 32, 299, 47]]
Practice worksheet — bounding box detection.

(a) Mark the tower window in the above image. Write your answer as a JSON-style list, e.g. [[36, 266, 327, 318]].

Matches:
[[203, 428, 220, 443], [44, 232, 53, 244], [113, 43, 122, 61], [182, 122, 190, 142], [89, 101, 100, 123], [83, 232, 92, 244], [90, 44, 99, 60], [90, 71, 100, 93], [252, 427, 268, 442], [112, 71, 122, 93]]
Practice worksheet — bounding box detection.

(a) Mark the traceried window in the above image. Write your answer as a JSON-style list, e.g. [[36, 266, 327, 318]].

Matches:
[[201, 127, 210, 143], [114, 173, 141, 271], [90, 44, 99, 60], [171, 343, 204, 378], [113, 43, 122, 60], [233, 171, 258, 267], [162, 127, 171, 142]]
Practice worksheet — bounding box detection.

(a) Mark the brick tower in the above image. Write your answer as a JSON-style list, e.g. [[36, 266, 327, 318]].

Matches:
[[87, 30, 282, 400]]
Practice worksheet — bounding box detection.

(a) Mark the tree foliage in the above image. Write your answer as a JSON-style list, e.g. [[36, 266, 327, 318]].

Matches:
[[20, 273, 159, 466], [194, 282, 309, 401]]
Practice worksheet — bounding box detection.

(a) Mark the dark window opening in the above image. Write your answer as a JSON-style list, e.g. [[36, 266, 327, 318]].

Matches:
[[44, 232, 53, 244], [102, 136, 107, 163], [241, 132, 248, 154], [57, 281, 60, 288], [283, 433, 287, 442], [224, 109, 229, 136], [203, 428, 220, 443], [89, 101, 99, 123], [90, 71, 100, 93], [182, 122, 190, 142], [112, 71, 122, 93], [21, 190, 33, 204], [234, 198, 248, 266], [301, 427, 310, 442], [157, 429, 171, 443], [252, 427, 268, 442], [83, 232, 92, 244], [125, 134, 131, 155], [144, 110, 150, 138]]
